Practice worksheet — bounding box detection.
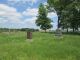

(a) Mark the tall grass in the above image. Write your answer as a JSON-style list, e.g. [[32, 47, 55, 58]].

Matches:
[[0, 32, 80, 60]]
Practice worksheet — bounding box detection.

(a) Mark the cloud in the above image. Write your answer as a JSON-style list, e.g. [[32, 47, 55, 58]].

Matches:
[[0, 4, 22, 23], [23, 8, 38, 17], [21, 8, 39, 28], [0, 17, 7, 23], [7, 0, 38, 5], [48, 12, 57, 18], [23, 7, 57, 18], [8, 0, 37, 3], [0, 4, 57, 29], [24, 17, 36, 24], [0, 4, 38, 28], [21, 17, 38, 28], [43, 2, 48, 6]]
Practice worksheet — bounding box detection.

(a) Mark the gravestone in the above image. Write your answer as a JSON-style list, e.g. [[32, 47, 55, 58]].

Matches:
[[27, 32, 32, 39], [55, 28, 62, 38]]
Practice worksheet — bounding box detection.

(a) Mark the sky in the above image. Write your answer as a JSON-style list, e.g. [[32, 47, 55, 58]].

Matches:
[[0, 0, 58, 30]]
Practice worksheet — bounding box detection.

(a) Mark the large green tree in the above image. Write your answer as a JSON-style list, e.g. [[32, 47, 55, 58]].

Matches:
[[61, 0, 80, 32], [48, 0, 80, 32], [61, 10, 70, 32], [36, 3, 52, 32], [47, 0, 73, 28]]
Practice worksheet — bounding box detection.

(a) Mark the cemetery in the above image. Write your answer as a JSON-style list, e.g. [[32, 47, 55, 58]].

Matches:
[[0, 31, 80, 60], [0, 0, 80, 60]]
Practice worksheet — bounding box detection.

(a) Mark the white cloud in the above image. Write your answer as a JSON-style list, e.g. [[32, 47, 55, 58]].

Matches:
[[23, 8, 38, 17], [8, 0, 37, 2], [0, 18, 7, 23], [24, 17, 37, 24], [23, 8, 57, 18], [43, 2, 48, 6], [0, 4, 22, 23], [22, 17, 37, 28], [8, 0, 38, 5], [48, 12, 57, 18], [0, 4, 57, 29], [0, 4, 38, 28]]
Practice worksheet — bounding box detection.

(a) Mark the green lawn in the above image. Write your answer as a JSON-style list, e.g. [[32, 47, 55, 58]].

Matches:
[[0, 32, 80, 60]]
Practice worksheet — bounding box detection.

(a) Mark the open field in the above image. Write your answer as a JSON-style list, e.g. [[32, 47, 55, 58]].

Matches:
[[0, 32, 80, 60]]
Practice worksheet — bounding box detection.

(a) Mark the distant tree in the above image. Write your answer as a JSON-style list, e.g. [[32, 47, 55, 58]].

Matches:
[[36, 3, 53, 32]]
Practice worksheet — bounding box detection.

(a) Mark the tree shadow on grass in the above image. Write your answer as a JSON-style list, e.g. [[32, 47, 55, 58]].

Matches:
[[39, 31, 80, 35], [48, 31, 80, 35], [62, 32, 80, 35]]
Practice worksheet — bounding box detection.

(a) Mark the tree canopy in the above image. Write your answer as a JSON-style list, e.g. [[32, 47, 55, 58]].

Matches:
[[47, 0, 80, 32], [36, 3, 53, 32]]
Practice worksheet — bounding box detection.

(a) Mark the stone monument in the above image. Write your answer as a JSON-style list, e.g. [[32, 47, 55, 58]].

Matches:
[[55, 28, 62, 38]]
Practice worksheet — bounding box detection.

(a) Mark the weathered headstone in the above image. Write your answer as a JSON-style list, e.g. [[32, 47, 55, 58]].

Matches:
[[55, 28, 62, 38], [27, 32, 32, 39]]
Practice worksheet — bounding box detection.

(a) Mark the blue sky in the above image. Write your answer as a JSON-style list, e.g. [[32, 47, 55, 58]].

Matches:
[[0, 0, 58, 30]]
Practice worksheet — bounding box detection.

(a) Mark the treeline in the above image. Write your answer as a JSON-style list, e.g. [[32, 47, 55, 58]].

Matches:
[[0, 28, 39, 32], [20, 28, 39, 32]]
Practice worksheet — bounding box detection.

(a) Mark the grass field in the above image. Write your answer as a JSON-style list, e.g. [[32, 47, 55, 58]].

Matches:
[[0, 32, 80, 60]]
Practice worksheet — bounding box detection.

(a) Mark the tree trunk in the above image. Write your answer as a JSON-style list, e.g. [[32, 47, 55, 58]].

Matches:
[[73, 28, 75, 32], [67, 28, 68, 32], [77, 25, 79, 31], [57, 14, 62, 29], [57, 11, 61, 29], [58, 16, 60, 28]]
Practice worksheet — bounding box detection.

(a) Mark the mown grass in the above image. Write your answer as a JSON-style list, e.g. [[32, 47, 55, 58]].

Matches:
[[0, 32, 80, 60]]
